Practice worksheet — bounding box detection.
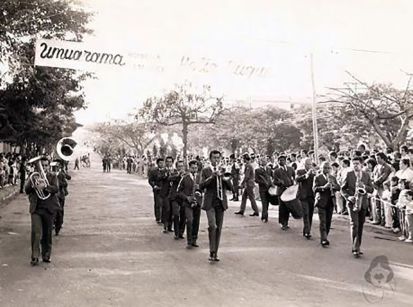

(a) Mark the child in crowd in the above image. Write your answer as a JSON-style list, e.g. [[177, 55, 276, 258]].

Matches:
[[404, 190, 413, 243], [397, 179, 410, 241]]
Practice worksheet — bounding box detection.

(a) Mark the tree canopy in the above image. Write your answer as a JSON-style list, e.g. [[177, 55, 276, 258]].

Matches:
[[0, 0, 92, 155]]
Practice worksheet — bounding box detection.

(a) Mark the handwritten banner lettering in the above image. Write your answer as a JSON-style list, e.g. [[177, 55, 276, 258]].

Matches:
[[35, 39, 271, 79]]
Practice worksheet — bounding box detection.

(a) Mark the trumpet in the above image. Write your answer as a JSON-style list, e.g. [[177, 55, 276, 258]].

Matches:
[[214, 163, 232, 181], [28, 156, 50, 200], [327, 176, 335, 197]]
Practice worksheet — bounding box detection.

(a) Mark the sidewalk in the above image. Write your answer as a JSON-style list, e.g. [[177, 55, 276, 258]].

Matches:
[[0, 184, 20, 209]]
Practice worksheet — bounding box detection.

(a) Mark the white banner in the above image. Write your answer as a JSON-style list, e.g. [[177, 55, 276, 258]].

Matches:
[[34, 39, 272, 79]]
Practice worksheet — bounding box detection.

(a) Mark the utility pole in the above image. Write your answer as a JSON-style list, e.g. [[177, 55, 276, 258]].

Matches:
[[310, 53, 319, 164]]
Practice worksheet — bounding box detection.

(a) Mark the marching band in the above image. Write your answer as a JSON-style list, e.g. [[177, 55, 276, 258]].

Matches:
[[147, 148, 413, 262]]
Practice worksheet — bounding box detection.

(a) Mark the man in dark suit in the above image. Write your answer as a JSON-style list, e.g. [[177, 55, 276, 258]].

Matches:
[[178, 160, 202, 248], [53, 159, 71, 236], [313, 161, 340, 247], [161, 156, 175, 233], [372, 152, 392, 225], [273, 155, 295, 230], [255, 156, 275, 222], [296, 157, 316, 239], [200, 150, 233, 262], [341, 156, 374, 257], [169, 160, 186, 240], [235, 153, 259, 216], [148, 158, 164, 224], [230, 154, 240, 201], [25, 156, 60, 265]]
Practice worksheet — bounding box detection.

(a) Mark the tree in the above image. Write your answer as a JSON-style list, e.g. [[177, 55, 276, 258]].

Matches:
[[0, 0, 92, 154], [292, 103, 376, 152], [328, 72, 413, 149], [91, 121, 158, 157], [138, 82, 224, 162]]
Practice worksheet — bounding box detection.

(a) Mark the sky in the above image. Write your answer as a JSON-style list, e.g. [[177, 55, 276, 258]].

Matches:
[[73, 0, 413, 125]]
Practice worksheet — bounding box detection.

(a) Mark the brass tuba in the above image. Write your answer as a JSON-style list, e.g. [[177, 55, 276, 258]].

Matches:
[[56, 137, 77, 161], [28, 156, 50, 200]]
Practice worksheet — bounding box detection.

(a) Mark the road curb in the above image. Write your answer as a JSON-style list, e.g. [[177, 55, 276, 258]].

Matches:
[[0, 186, 20, 210]]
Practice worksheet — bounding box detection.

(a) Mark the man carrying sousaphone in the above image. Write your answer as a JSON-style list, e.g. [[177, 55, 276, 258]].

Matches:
[[273, 155, 297, 231], [25, 156, 61, 265]]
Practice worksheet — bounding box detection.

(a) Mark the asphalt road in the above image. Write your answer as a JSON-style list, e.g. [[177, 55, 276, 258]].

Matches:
[[0, 159, 412, 307]]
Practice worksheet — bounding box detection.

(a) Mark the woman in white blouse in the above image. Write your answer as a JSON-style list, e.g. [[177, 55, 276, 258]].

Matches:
[[395, 159, 413, 183]]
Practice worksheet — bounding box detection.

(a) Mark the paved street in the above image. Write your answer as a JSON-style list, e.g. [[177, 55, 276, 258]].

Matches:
[[0, 158, 412, 307]]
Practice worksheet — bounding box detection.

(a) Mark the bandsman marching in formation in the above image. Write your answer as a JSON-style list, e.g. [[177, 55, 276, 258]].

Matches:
[[148, 144, 413, 262]]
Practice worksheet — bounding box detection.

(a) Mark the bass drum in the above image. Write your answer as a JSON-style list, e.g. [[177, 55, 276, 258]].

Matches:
[[280, 184, 303, 219], [280, 184, 299, 202]]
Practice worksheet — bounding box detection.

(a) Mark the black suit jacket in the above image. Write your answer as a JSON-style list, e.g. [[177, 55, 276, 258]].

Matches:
[[199, 166, 232, 211], [255, 167, 273, 192], [168, 170, 182, 201], [148, 167, 162, 192], [25, 172, 60, 214], [273, 165, 295, 196], [177, 172, 202, 207], [341, 170, 374, 210], [313, 173, 339, 208], [296, 168, 315, 200]]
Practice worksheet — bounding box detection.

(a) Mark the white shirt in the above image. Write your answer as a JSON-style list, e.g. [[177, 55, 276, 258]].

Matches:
[[395, 168, 413, 183]]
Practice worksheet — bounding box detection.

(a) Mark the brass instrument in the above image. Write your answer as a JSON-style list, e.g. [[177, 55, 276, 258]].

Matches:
[[56, 137, 77, 161], [28, 156, 50, 200], [192, 173, 201, 207], [328, 176, 335, 197], [213, 164, 224, 200], [353, 173, 366, 212]]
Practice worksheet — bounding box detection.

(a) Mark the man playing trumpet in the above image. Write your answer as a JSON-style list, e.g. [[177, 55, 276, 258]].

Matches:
[[341, 156, 374, 258], [200, 150, 233, 262]]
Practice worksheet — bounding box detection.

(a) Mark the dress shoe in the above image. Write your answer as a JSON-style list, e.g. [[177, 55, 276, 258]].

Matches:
[[178, 235, 185, 239], [234, 211, 244, 216], [42, 257, 51, 263], [213, 254, 220, 262], [281, 225, 289, 231], [191, 242, 199, 247], [249, 212, 259, 217], [162, 229, 168, 234], [304, 233, 312, 240], [352, 251, 360, 258], [321, 240, 329, 247], [30, 258, 39, 266], [358, 251, 364, 255]]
